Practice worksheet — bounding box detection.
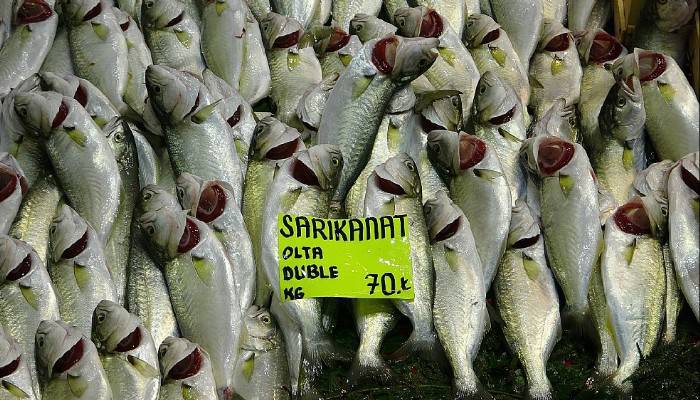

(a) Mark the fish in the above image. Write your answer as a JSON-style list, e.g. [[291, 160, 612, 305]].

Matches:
[[489, 0, 543, 70], [601, 197, 665, 392], [112, 8, 152, 119], [91, 300, 160, 400], [591, 77, 646, 205], [176, 173, 256, 314], [521, 135, 602, 327], [61, 0, 129, 113], [528, 20, 582, 121], [631, 0, 697, 66], [200, 0, 246, 94], [238, 10, 273, 105], [394, 6, 480, 124], [317, 35, 439, 215], [613, 49, 699, 161], [0, 0, 57, 97], [495, 199, 561, 400], [304, 26, 358, 79], [260, 144, 345, 395], [246, 0, 271, 21], [270, 0, 319, 28], [333, 0, 382, 31], [138, 206, 241, 398], [427, 130, 510, 290], [0, 325, 37, 399], [130, 124, 160, 189], [232, 305, 290, 400], [115, 0, 142, 24], [157, 337, 218, 400], [527, 98, 576, 142], [424, 191, 490, 399], [141, 0, 205, 75], [145, 64, 244, 204], [48, 204, 118, 336], [0, 154, 26, 235], [668, 153, 699, 321], [241, 117, 304, 305], [587, 251, 619, 377], [35, 320, 112, 400], [349, 13, 397, 43], [364, 154, 440, 362], [567, 0, 595, 32], [542, 0, 566, 23], [296, 73, 339, 137], [471, 71, 527, 202], [464, 14, 529, 108], [349, 299, 397, 384], [0, 236, 60, 398], [413, 0, 465, 38], [260, 13, 322, 129], [583, 0, 612, 31], [14, 91, 121, 244]]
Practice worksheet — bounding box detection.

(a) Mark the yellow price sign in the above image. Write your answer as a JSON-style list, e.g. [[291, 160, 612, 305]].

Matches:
[[278, 214, 414, 301]]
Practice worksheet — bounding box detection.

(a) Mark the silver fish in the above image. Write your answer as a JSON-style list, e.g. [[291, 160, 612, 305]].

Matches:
[[631, 0, 697, 66], [112, 8, 152, 119], [157, 337, 218, 400], [305, 26, 356, 79], [0, 325, 37, 399], [245, 0, 271, 21], [349, 13, 397, 43], [567, 0, 595, 32], [542, 0, 566, 23], [200, 0, 246, 94], [489, 0, 543, 71], [332, 0, 382, 31], [239, 10, 273, 105], [296, 73, 338, 134], [270, 0, 319, 28], [413, 0, 465, 38], [349, 299, 396, 384], [39, 25, 74, 77], [0, 154, 26, 235]]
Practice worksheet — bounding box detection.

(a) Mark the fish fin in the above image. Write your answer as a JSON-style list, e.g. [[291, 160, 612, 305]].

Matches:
[[473, 169, 503, 180], [348, 354, 394, 386], [65, 128, 87, 147], [174, 29, 192, 48], [302, 336, 352, 382], [1, 381, 29, 398], [91, 22, 109, 41], [191, 256, 215, 286], [67, 374, 88, 398], [558, 175, 574, 196], [386, 331, 446, 367], [623, 240, 636, 265], [73, 264, 90, 290], [241, 352, 255, 381], [488, 46, 506, 67], [287, 52, 300, 71], [281, 187, 302, 210], [522, 254, 540, 281], [126, 39, 133, 49], [551, 56, 565, 75], [351, 75, 374, 100], [215, 1, 228, 15], [181, 383, 197, 400], [497, 127, 522, 143], [622, 146, 634, 170], [530, 75, 545, 89], [438, 47, 456, 66], [378, 198, 396, 215], [19, 285, 38, 310], [339, 53, 352, 66], [190, 99, 223, 124], [657, 82, 675, 103], [453, 381, 495, 400], [127, 355, 160, 379]]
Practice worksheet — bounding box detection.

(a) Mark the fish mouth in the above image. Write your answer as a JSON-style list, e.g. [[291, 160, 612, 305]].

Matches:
[[375, 174, 405, 195], [0, 168, 21, 202], [167, 348, 202, 380], [614, 198, 651, 235], [291, 158, 320, 187], [61, 229, 89, 259], [187, 92, 201, 116], [196, 184, 226, 223], [537, 137, 575, 175], [680, 163, 700, 195], [419, 9, 443, 38], [420, 115, 446, 133], [119, 18, 130, 31], [52, 339, 84, 375], [459, 135, 486, 170], [16, 0, 53, 24], [0, 357, 21, 378], [433, 216, 460, 242], [326, 28, 351, 53], [164, 11, 184, 28], [544, 32, 570, 52], [589, 32, 622, 64], [5, 253, 32, 281], [226, 105, 242, 128], [177, 217, 200, 254], [488, 105, 516, 125], [73, 84, 88, 107], [114, 327, 142, 353], [511, 234, 540, 249], [637, 51, 666, 82], [265, 139, 300, 160], [51, 100, 70, 129], [273, 30, 301, 48], [480, 28, 500, 45], [371, 36, 399, 75], [82, 1, 102, 21]]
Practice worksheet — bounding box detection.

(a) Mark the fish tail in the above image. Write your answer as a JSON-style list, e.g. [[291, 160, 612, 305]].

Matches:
[[525, 371, 553, 400], [561, 306, 591, 337], [304, 335, 352, 375], [453, 374, 495, 400], [348, 352, 393, 385], [387, 331, 446, 366]]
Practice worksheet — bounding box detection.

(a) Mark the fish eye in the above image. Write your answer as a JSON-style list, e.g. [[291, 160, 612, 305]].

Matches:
[[617, 96, 626, 108], [145, 1, 153, 8], [97, 313, 106, 323], [658, 0, 667, 4], [143, 191, 152, 201], [147, 225, 155, 236], [451, 96, 460, 107], [115, 132, 124, 143], [430, 144, 440, 154], [405, 160, 415, 171], [398, 19, 405, 27], [158, 347, 167, 358], [153, 85, 161, 93], [418, 59, 427, 67], [49, 224, 57, 236], [261, 315, 270, 324], [479, 85, 486, 94], [262, 23, 269, 31], [331, 157, 339, 166], [38, 337, 44, 347]]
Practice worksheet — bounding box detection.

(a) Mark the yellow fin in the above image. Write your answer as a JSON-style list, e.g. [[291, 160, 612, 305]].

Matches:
[[339, 54, 352, 66], [74, 264, 90, 290], [128, 355, 160, 379], [214, 229, 226, 244], [522, 255, 540, 281], [215, 1, 228, 15], [473, 169, 503, 180], [190, 99, 222, 124], [551, 56, 565, 75], [192, 256, 215, 286], [287, 52, 300, 71], [19, 25, 31, 41], [1, 380, 29, 398], [19, 285, 38, 310], [65, 128, 87, 147], [67, 374, 88, 398], [378, 198, 396, 215], [692, 198, 699, 216], [352, 75, 373, 99], [93, 116, 108, 128], [438, 47, 456, 66], [559, 175, 574, 196], [242, 354, 255, 381], [281, 187, 301, 210], [658, 82, 675, 103], [445, 247, 461, 272], [126, 39, 133, 50], [622, 146, 633, 170], [91, 22, 109, 41], [182, 384, 197, 400], [175, 29, 192, 48], [489, 46, 506, 67], [623, 242, 635, 265], [387, 122, 401, 153], [498, 127, 522, 143]]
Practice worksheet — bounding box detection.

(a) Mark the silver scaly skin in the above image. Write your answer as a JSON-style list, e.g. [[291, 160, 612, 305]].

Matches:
[[296, 73, 338, 134], [0, 154, 26, 235], [332, 0, 381, 31], [0, 236, 60, 399], [200, 0, 246, 94], [91, 300, 160, 400], [495, 200, 561, 400], [157, 337, 218, 400], [130, 125, 160, 189], [0, 325, 38, 399], [349, 299, 396, 384], [631, 0, 697, 66], [567, 0, 595, 32], [39, 72, 119, 128], [232, 305, 290, 400], [413, 0, 465, 38], [39, 25, 74, 77], [35, 320, 112, 400], [489, 0, 543, 72], [115, 0, 142, 25], [425, 191, 490, 400], [13, 92, 121, 244], [348, 13, 397, 43], [270, 0, 318, 28], [112, 8, 152, 118], [245, 0, 271, 21], [541, 0, 566, 23], [239, 10, 273, 105], [427, 130, 510, 291]]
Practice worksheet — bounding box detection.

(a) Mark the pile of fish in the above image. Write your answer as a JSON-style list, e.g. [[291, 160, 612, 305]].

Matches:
[[0, 0, 698, 399]]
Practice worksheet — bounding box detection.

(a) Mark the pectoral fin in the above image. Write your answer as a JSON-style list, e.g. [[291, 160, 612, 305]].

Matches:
[[489, 46, 506, 67], [128, 355, 160, 379], [67, 374, 88, 398], [175, 29, 192, 48], [498, 127, 522, 143], [1, 380, 29, 398], [522, 255, 540, 281], [352, 75, 374, 100], [551, 56, 565, 75], [473, 169, 503, 180], [287, 52, 300, 70], [658, 82, 675, 103], [74, 264, 90, 290], [19, 285, 38, 310], [559, 175, 574, 196], [65, 128, 87, 147], [438, 47, 456, 66], [91, 22, 109, 41], [190, 99, 222, 124], [192, 256, 215, 286]]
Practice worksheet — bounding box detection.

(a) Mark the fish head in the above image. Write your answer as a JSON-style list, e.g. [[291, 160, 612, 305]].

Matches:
[[13, 91, 66, 135], [416, 90, 463, 132], [423, 190, 463, 243], [259, 12, 303, 50], [387, 86, 416, 114], [538, 19, 572, 53], [426, 129, 460, 175], [291, 145, 343, 191], [49, 205, 91, 263], [472, 71, 518, 125], [393, 6, 425, 37], [0, 236, 38, 285], [58, 0, 102, 25], [610, 196, 656, 236], [528, 98, 575, 139], [601, 76, 645, 142], [13, 0, 54, 25], [92, 300, 142, 354], [385, 36, 439, 82], [142, 0, 183, 30], [243, 305, 278, 341], [521, 135, 577, 177], [652, 0, 696, 31], [138, 208, 191, 259], [145, 65, 201, 122], [349, 13, 396, 43], [251, 117, 304, 161], [103, 118, 131, 163], [464, 14, 500, 48], [674, 152, 700, 196], [35, 320, 85, 377], [576, 29, 626, 65], [176, 173, 235, 223], [507, 199, 541, 248], [306, 25, 351, 55], [633, 160, 675, 235], [610, 48, 670, 85], [138, 185, 180, 214], [372, 153, 421, 199], [158, 337, 206, 382], [0, 153, 27, 201]]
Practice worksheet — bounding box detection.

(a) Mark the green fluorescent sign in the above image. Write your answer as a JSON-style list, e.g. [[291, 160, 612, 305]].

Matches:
[[278, 214, 414, 301]]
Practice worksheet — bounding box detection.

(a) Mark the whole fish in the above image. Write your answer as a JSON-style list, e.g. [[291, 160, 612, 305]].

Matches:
[[232, 305, 290, 400], [0, 154, 26, 235], [35, 320, 112, 399], [591, 77, 646, 204], [141, 0, 205, 75], [495, 199, 561, 400], [489, 0, 543, 70], [40, 26, 74, 77], [333, 0, 381, 31], [157, 337, 218, 400], [349, 13, 397, 43], [668, 153, 699, 321], [176, 173, 256, 313], [91, 300, 160, 400], [145, 64, 244, 204], [425, 191, 489, 399], [0, 0, 57, 97], [0, 325, 37, 399], [528, 20, 582, 120], [138, 206, 241, 398], [614, 49, 699, 161], [200, 0, 246, 93], [112, 8, 152, 118], [239, 11, 273, 105], [602, 197, 665, 392], [394, 6, 480, 123], [62, 0, 129, 113], [521, 135, 601, 327], [471, 71, 527, 202], [14, 91, 121, 243], [270, 0, 318, 28], [48, 204, 118, 336], [632, 0, 697, 66], [413, 0, 465, 38], [241, 117, 304, 305], [464, 14, 529, 107], [0, 236, 60, 398], [427, 130, 510, 290], [317, 35, 439, 214], [364, 154, 439, 362], [349, 299, 397, 384], [260, 13, 322, 129]]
